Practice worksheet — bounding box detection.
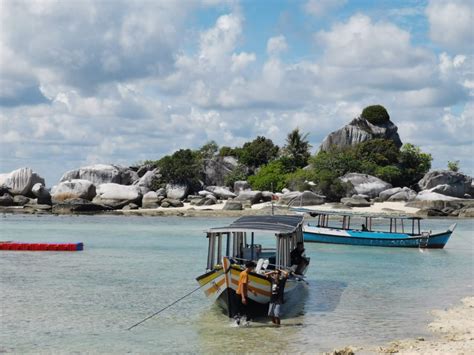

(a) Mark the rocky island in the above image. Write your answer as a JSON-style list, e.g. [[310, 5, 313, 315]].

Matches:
[[1, 106, 473, 218]]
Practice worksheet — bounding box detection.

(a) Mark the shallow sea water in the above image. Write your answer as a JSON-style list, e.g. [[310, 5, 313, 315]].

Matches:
[[0, 214, 473, 353]]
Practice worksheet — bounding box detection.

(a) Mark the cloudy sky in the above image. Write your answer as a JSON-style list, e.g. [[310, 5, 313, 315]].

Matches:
[[0, 0, 472, 185]]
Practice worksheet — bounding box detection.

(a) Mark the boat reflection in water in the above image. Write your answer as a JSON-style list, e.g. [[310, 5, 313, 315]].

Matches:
[[196, 215, 309, 319]]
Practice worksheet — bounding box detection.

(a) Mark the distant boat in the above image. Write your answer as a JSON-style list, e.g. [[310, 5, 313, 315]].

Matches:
[[292, 209, 456, 249], [196, 215, 309, 318]]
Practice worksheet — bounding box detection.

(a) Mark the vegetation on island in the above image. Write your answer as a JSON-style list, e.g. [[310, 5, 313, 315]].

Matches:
[[361, 104, 390, 125], [448, 160, 460, 172], [142, 105, 432, 201]]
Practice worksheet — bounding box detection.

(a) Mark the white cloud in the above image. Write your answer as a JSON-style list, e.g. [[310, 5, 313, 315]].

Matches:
[[266, 35, 288, 56], [1, 3, 473, 185], [231, 52, 256, 72], [426, 0, 474, 53], [316, 14, 431, 68], [0, 0, 193, 100], [198, 13, 242, 69], [304, 0, 347, 17]]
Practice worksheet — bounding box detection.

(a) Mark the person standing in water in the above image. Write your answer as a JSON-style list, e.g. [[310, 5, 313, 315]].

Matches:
[[267, 269, 289, 326], [235, 261, 256, 325]]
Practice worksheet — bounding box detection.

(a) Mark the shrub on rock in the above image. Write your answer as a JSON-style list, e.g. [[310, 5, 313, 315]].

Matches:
[[361, 105, 390, 125]]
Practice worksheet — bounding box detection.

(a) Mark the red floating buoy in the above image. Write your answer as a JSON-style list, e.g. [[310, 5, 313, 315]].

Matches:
[[0, 242, 84, 252]]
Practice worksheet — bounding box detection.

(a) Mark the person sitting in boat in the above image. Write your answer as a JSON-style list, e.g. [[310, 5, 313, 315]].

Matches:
[[361, 224, 368, 231], [266, 269, 289, 326], [290, 242, 309, 275], [235, 261, 256, 325]]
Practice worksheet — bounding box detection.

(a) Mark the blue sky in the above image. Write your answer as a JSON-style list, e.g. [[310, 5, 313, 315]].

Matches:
[[0, 0, 472, 185]]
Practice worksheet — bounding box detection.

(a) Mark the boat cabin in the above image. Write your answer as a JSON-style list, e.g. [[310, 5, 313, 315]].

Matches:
[[204, 215, 305, 271], [297, 209, 424, 235]]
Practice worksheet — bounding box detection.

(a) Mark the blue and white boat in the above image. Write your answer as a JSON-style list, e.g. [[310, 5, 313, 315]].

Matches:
[[293, 209, 456, 249]]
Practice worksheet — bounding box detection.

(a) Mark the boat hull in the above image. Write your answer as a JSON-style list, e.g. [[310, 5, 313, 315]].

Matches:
[[197, 258, 308, 318], [303, 226, 452, 248]]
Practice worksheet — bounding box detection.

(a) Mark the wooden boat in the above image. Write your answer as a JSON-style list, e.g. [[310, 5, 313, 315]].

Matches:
[[293, 208, 456, 249], [196, 215, 309, 318]]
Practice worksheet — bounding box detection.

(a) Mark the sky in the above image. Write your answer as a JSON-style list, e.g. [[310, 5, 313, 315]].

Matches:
[[0, 0, 473, 186]]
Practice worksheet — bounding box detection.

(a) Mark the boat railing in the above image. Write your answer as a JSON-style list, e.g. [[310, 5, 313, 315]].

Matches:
[[231, 256, 291, 272]]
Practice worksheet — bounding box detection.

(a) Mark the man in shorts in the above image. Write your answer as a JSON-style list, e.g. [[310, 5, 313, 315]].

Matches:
[[235, 261, 256, 325], [267, 269, 289, 326]]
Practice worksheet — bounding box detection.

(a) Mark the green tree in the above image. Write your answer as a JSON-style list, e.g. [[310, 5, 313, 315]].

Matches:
[[356, 139, 399, 166], [281, 128, 312, 171], [374, 165, 402, 185], [198, 141, 219, 159], [239, 136, 279, 169], [248, 160, 289, 192], [157, 149, 201, 185], [361, 105, 390, 124], [447, 160, 460, 172], [398, 143, 432, 187], [223, 165, 248, 188], [219, 146, 240, 157], [310, 147, 361, 177]]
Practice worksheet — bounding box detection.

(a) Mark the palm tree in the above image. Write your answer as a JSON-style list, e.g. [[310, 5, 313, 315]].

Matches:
[[282, 128, 311, 170]]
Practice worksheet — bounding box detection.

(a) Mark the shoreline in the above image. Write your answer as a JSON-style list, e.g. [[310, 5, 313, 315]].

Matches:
[[328, 297, 474, 355], [0, 201, 417, 218], [1, 201, 473, 219]]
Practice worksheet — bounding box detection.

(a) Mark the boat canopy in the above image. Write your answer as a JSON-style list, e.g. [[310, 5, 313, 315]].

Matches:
[[207, 215, 304, 234], [204, 215, 305, 271], [291, 207, 423, 220]]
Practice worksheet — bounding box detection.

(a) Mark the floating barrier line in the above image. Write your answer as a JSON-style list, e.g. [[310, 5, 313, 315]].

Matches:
[[0, 242, 84, 251]]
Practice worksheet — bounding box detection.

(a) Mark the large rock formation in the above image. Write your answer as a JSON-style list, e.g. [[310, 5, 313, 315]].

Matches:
[[339, 173, 392, 199], [203, 156, 242, 186], [52, 198, 111, 214], [205, 186, 236, 199], [31, 183, 51, 205], [234, 190, 263, 205], [133, 169, 161, 194], [278, 191, 325, 206], [379, 187, 416, 202], [51, 179, 97, 202], [418, 170, 472, 198], [60, 164, 139, 185], [320, 116, 402, 152], [341, 195, 371, 207], [92, 183, 142, 208], [223, 200, 243, 210], [234, 181, 251, 195], [166, 183, 189, 200], [0, 193, 14, 206], [142, 191, 163, 209], [0, 167, 45, 196]]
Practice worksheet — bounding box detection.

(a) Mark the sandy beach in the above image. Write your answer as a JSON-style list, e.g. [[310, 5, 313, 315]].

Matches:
[[328, 297, 474, 355], [116, 201, 421, 218], [377, 297, 474, 354]]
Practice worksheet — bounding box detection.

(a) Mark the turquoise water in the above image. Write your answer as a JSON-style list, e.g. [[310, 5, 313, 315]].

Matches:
[[0, 214, 473, 353]]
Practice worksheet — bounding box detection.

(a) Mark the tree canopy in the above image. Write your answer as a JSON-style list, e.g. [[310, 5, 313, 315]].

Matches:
[[281, 128, 312, 171], [361, 105, 390, 125], [238, 136, 279, 169]]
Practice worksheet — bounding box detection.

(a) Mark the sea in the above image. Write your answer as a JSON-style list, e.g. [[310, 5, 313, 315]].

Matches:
[[1, 214, 473, 354]]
